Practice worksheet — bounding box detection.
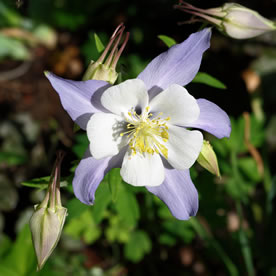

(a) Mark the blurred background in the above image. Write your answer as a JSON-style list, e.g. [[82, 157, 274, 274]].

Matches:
[[1, 0, 276, 275]]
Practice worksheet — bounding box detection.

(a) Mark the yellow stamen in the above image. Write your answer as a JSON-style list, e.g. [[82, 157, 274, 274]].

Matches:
[[120, 106, 170, 158]]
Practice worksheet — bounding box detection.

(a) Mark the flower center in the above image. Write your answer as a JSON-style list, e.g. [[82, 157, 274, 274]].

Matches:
[[120, 106, 170, 158]]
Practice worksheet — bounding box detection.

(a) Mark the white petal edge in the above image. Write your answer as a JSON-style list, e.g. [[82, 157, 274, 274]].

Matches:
[[149, 84, 200, 126], [87, 113, 127, 159], [101, 79, 149, 117], [120, 152, 165, 187], [166, 125, 203, 170]]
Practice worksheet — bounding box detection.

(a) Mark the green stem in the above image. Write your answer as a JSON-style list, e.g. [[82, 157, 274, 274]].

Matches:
[[236, 202, 255, 276], [231, 151, 255, 276], [190, 218, 238, 276]]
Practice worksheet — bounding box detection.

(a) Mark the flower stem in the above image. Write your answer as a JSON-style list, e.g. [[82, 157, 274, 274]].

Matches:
[[236, 201, 255, 276]]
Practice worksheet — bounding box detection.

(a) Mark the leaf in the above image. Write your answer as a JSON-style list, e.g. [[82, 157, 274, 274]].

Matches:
[[107, 168, 121, 202], [105, 215, 132, 243], [21, 176, 67, 189], [64, 209, 100, 244], [0, 234, 12, 258], [0, 151, 27, 166], [192, 72, 227, 89], [124, 230, 152, 262], [93, 180, 112, 223], [0, 34, 30, 61], [249, 115, 265, 147], [115, 183, 140, 227], [66, 198, 89, 220], [158, 35, 176, 48], [0, 224, 36, 275], [159, 234, 176, 246], [238, 157, 261, 182], [72, 133, 89, 158], [161, 220, 195, 244], [94, 33, 105, 53], [21, 176, 50, 189]]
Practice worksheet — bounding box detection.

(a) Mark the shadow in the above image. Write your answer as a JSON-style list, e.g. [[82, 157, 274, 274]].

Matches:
[[148, 85, 163, 100], [75, 84, 111, 129], [90, 83, 111, 112]]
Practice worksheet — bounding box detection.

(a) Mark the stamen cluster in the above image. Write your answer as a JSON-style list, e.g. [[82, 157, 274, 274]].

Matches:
[[121, 106, 170, 158]]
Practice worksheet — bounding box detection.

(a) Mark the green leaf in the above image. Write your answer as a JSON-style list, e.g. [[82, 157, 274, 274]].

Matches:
[[94, 33, 105, 53], [158, 35, 177, 48], [0, 234, 12, 258], [159, 233, 176, 246], [225, 176, 255, 203], [0, 34, 30, 61], [238, 157, 261, 182], [64, 209, 100, 244], [161, 220, 195, 244], [93, 180, 112, 223], [105, 215, 132, 243], [107, 168, 121, 202], [66, 198, 89, 220], [249, 115, 265, 147], [0, 224, 36, 275], [192, 72, 227, 89], [0, 151, 26, 166], [21, 176, 50, 189], [226, 117, 246, 153], [72, 133, 89, 159], [124, 230, 152, 262], [21, 176, 67, 189], [115, 183, 140, 227]]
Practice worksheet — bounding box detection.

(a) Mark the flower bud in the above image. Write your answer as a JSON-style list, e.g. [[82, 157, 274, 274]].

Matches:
[[29, 152, 67, 270], [197, 140, 220, 177], [83, 23, 129, 84], [83, 61, 118, 84], [176, 1, 276, 39]]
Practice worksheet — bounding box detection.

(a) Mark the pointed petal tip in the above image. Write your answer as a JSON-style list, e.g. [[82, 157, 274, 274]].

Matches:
[[147, 169, 198, 220], [138, 27, 213, 92]]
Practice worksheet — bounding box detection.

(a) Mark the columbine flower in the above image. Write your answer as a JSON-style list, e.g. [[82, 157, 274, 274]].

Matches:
[[46, 28, 231, 220], [176, 1, 276, 39]]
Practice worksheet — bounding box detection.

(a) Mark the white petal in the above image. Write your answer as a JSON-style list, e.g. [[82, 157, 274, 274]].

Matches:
[[149, 84, 200, 126], [120, 152, 164, 187], [87, 113, 127, 159], [101, 79, 149, 117], [166, 125, 203, 170]]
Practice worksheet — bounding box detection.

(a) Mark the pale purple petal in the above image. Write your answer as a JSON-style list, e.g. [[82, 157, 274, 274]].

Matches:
[[138, 28, 211, 98], [73, 149, 124, 205], [46, 72, 110, 129], [187, 98, 231, 138], [146, 168, 198, 220]]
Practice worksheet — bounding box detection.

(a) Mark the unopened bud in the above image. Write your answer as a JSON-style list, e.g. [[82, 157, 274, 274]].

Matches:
[[30, 205, 67, 270], [197, 140, 220, 177], [83, 61, 118, 84], [29, 152, 67, 270], [83, 23, 129, 84], [176, 1, 276, 39]]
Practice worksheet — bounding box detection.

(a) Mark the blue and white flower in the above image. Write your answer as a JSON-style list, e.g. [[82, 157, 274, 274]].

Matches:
[[46, 28, 231, 220]]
